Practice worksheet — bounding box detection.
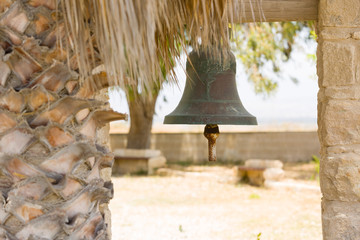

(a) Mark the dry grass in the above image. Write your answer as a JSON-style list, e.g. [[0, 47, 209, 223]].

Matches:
[[61, 0, 261, 90], [110, 164, 322, 240]]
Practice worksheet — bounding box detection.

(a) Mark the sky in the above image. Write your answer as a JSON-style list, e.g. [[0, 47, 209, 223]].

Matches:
[[109, 33, 318, 127]]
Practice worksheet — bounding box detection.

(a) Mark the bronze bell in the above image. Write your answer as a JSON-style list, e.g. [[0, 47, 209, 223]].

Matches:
[[164, 48, 257, 161]]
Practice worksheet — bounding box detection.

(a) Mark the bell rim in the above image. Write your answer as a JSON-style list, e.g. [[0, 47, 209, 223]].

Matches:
[[163, 114, 258, 125]]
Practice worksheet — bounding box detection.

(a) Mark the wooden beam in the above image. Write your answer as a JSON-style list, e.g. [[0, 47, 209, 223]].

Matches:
[[233, 0, 318, 23]]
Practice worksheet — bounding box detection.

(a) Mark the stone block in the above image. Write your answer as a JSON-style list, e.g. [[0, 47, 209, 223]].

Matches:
[[234, 166, 265, 186], [113, 148, 166, 175], [320, 151, 360, 201], [232, 166, 246, 179], [320, 27, 353, 40], [263, 168, 285, 181], [112, 158, 148, 175], [352, 31, 360, 40], [322, 200, 360, 240], [326, 144, 360, 155], [320, 100, 360, 146], [324, 86, 360, 100], [245, 159, 283, 169], [113, 148, 162, 158], [148, 156, 166, 175], [321, 41, 356, 87], [234, 166, 285, 187], [233, 160, 285, 186], [246, 168, 265, 186], [319, 0, 360, 27]]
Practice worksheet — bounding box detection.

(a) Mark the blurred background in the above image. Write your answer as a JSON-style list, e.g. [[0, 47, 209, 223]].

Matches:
[[108, 23, 322, 240]]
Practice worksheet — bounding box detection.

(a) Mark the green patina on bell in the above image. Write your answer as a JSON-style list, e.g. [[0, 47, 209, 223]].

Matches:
[[164, 48, 257, 125], [164, 48, 257, 162]]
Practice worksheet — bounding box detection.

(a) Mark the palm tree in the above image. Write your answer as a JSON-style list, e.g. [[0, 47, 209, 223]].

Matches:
[[0, 0, 249, 238]]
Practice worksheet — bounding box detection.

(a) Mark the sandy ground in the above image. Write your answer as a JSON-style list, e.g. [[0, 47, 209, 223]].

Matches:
[[109, 164, 322, 240]]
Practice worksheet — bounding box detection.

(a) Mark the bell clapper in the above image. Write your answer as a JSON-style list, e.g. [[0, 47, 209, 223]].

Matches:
[[204, 124, 220, 162]]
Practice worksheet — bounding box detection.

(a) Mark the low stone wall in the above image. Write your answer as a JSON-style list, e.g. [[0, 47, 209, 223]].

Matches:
[[110, 131, 320, 163]]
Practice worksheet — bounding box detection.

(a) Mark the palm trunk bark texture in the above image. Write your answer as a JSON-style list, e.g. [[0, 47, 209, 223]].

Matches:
[[0, 1, 126, 239]]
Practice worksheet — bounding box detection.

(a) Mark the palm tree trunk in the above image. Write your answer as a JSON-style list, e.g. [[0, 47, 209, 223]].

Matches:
[[0, 1, 124, 239]]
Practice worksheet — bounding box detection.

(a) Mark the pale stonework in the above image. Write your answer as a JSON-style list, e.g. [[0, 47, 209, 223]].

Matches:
[[319, 0, 360, 27], [321, 42, 356, 87], [318, 1, 360, 239]]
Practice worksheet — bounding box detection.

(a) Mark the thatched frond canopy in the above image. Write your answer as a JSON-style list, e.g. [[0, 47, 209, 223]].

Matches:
[[60, 0, 261, 90]]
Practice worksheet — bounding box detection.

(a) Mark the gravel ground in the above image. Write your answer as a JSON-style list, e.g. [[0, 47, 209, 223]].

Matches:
[[109, 165, 322, 240]]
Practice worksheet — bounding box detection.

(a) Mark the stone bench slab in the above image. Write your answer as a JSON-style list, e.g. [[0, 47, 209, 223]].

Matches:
[[233, 159, 285, 186], [113, 149, 166, 175]]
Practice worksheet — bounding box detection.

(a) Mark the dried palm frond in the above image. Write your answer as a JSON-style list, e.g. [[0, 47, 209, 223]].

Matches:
[[60, 0, 262, 90]]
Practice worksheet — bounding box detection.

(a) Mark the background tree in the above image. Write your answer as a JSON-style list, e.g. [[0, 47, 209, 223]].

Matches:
[[125, 82, 161, 149], [125, 43, 178, 149], [232, 21, 316, 95]]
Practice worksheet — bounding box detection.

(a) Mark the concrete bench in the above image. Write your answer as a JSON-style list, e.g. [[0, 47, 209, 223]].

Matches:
[[113, 149, 166, 175], [233, 159, 285, 186]]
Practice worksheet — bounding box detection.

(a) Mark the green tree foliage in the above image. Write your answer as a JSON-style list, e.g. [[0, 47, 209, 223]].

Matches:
[[231, 21, 315, 95]]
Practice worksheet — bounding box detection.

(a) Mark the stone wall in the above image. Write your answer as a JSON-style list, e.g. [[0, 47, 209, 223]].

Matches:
[[318, 0, 360, 239], [110, 131, 320, 163]]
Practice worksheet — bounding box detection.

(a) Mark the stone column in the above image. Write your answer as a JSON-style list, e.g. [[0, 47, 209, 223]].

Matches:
[[317, 1, 360, 239]]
